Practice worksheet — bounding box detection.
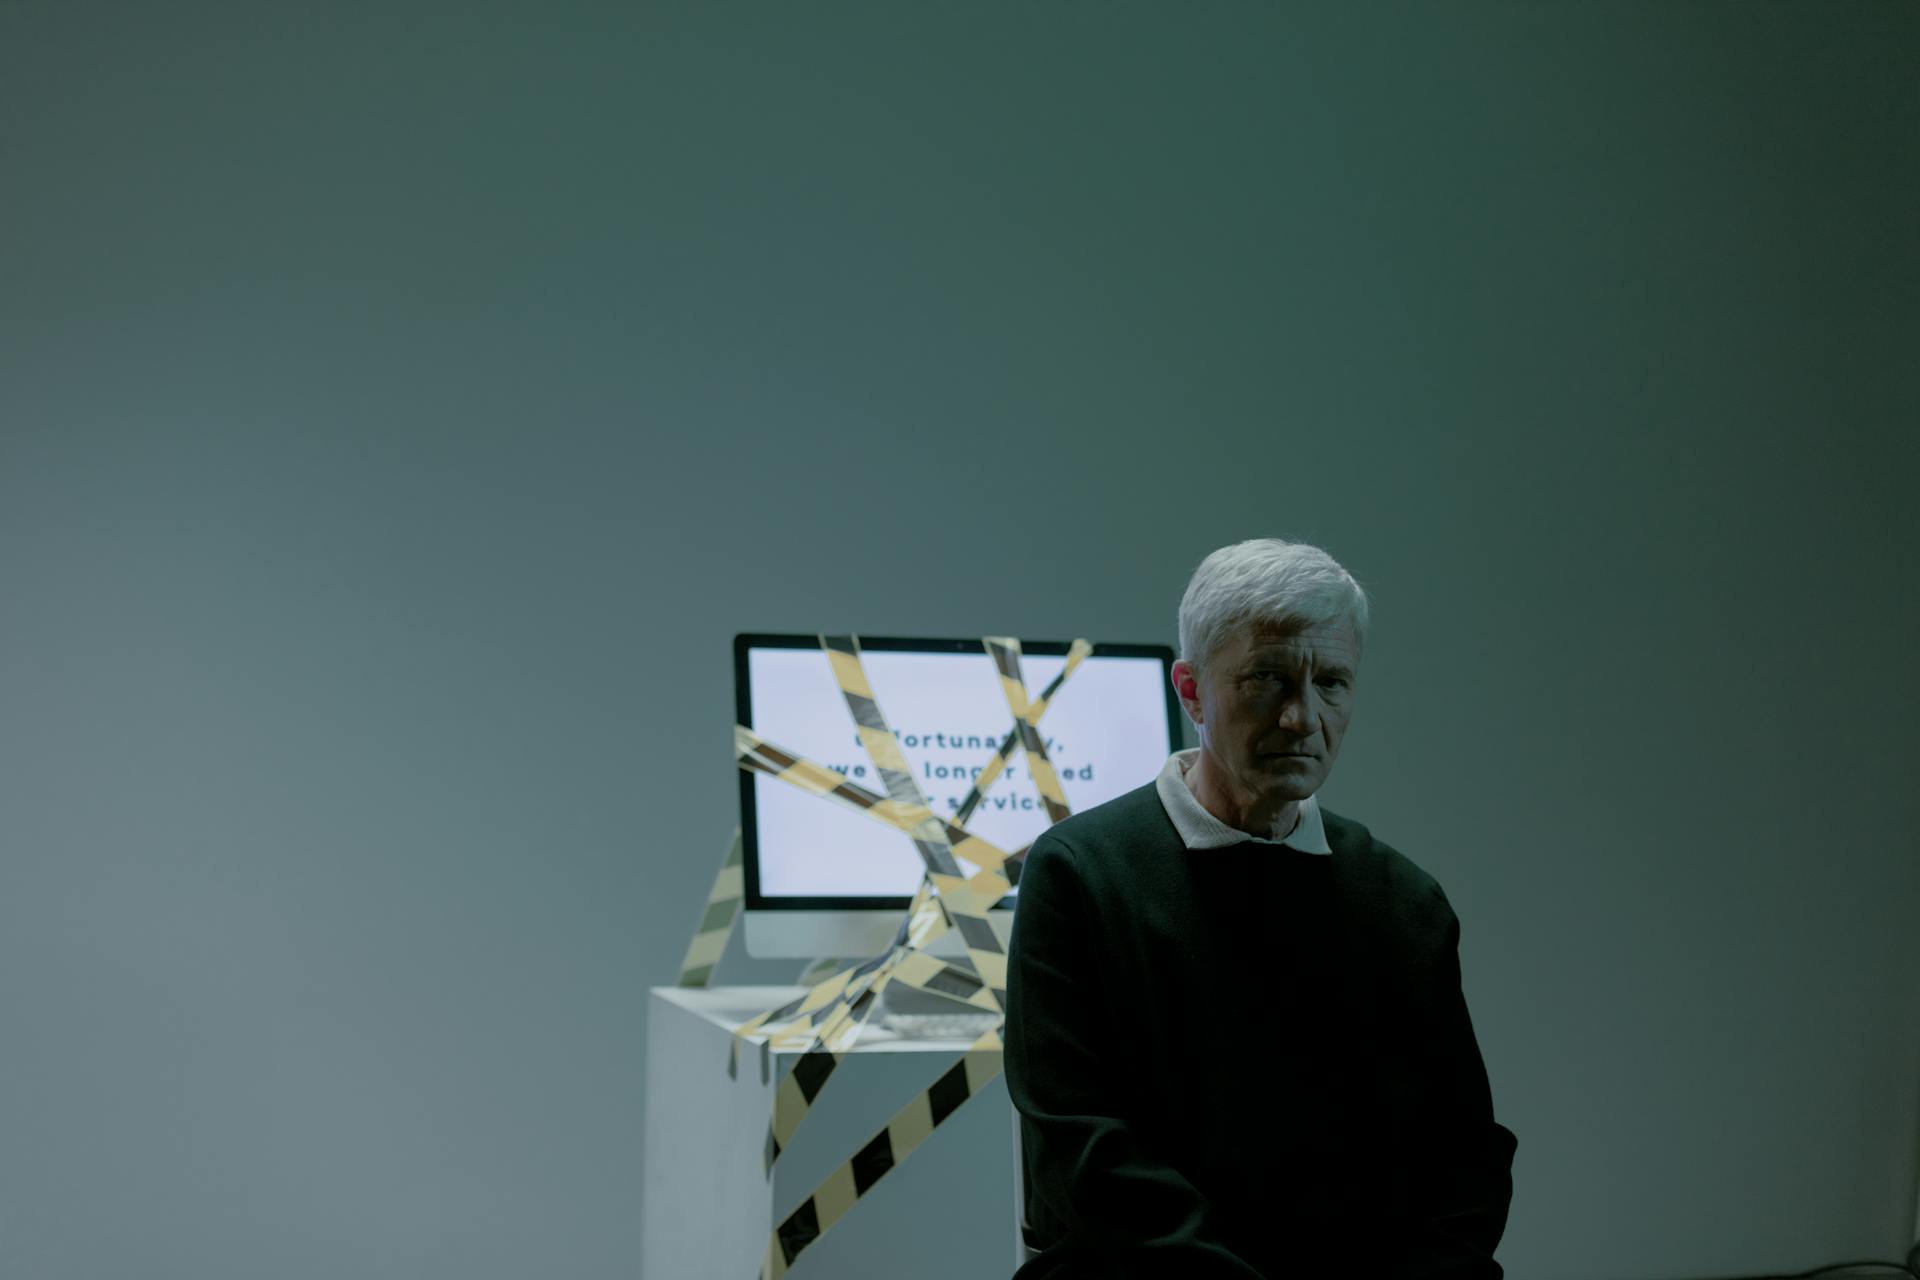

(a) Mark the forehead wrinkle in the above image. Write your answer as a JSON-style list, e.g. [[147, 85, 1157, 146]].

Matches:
[[1242, 638, 1356, 670], [1244, 637, 1351, 667]]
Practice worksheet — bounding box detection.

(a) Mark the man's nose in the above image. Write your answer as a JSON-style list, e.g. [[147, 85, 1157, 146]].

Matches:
[[1277, 692, 1318, 733]]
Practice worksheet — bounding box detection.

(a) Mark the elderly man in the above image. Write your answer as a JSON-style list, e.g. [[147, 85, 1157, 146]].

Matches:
[[1005, 538, 1518, 1278]]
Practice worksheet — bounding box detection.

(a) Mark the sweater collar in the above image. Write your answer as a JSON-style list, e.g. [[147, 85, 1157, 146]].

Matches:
[[1154, 748, 1334, 853]]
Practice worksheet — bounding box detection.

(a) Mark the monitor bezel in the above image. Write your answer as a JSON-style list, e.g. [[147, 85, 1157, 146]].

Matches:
[[734, 632, 1185, 913]]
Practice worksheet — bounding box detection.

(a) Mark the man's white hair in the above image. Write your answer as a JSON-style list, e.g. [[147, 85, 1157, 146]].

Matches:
[[1178, 538, 1370, 674]]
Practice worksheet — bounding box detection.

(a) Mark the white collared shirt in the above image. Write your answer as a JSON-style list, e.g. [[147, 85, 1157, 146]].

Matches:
[[1153, 748, 1333, 853]]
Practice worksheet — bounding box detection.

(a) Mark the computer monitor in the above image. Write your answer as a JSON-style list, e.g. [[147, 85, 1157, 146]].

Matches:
[[736, 633, 1185, 959]]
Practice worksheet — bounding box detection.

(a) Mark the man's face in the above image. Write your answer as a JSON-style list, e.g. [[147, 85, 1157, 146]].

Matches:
[[1172, 618, 1361, 805]]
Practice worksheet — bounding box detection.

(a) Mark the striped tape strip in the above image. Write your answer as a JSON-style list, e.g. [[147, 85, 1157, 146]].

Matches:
[[707, 635, 1096, 1271], [740, 878, 947, 1058], [817, 635, 1012, 1010], [983, 636, 1073, 825], [795, 956, 850, 987], [758, 1026, 1005, 1280], [678, 828, 744, 988], [757, 870, 994, 1171], [723, 849, 954, 1087], [733, 727, 1012, 1035], [741, 636, 1020, 1186], [730, 876, 953, 1093], [762, 941, 1005, 1173], [763, 929, 986, 1060], [819, 635, 967, 880], [727, 951, 889, 1082], [888, 946, 1004, 1014], [953, 638, 1092, 825], [819, 638, 945, 830], [766, 979, 890, 1171], [735, 725, 1011, 874], [897, 875, 952, 952]]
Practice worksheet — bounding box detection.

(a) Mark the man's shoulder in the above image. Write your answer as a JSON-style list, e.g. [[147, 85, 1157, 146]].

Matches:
[[1320, 805, 1449, 907], [1026, 791, 1451, 902], [1032, 781, 1174, 855], [1319, 804, 1384, 860]]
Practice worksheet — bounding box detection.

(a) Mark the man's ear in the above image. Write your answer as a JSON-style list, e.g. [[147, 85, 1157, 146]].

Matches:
[[1171, 660, 1202, 721]]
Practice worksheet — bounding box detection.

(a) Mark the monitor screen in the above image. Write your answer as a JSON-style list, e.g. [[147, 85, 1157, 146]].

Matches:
[[735, 634, 1184, 918]]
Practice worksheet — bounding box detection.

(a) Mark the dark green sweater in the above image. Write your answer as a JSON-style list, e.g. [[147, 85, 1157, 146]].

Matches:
[[1005, 781, 1517, 1279]]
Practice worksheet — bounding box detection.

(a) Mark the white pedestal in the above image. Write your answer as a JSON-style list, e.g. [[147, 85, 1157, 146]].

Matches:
[[641, 986, 1016, 1280]]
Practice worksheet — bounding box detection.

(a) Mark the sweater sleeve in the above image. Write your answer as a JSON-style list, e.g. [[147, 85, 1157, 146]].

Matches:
[[1004, 834, 1264, 1278], [1391, 893, 1519, 1280]]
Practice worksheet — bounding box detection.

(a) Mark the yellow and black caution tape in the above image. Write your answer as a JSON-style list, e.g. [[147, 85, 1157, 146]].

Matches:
[[983, 636, 1074, 825], [760, 940, 989, 1166], [735, 726, 1011, 874], [692, 634, 1094, 1274], [765, 980, 891, 1171], [762, 936, 1007, 1173], [726, 879, 951, 1086], [886, 946, 1005, 1014], [739, 878, 948, 1051], [726, 951, 887, 1083], [748, 634, 1037, 1191], [795, 956, 850, 987], [678, 827, 744, 988], [818, 634, 1012, 1007], [954, 637, 1091, 825], [758, 1025, 1006, 1280]]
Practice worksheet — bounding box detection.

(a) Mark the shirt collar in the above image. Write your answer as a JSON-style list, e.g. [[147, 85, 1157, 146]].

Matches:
[[1154, 748, 1333, 853]]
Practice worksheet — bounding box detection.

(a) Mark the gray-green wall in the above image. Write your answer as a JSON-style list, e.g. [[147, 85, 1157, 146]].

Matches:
[[3, 3, 1915, 1277]]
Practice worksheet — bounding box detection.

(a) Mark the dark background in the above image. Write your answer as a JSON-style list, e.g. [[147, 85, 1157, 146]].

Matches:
[[3, 2, 1916, 1277]]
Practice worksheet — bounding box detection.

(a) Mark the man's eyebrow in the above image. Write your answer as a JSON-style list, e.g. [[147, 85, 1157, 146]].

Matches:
[[1242, 652, 1356, 679]]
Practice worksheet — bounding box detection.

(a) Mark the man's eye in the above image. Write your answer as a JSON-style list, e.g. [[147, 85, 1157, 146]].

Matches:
[[1318, 678, 1346, 689]]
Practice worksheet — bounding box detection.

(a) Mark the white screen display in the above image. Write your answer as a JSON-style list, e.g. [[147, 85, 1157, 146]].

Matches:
[[746, 645, 1177, 899]]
